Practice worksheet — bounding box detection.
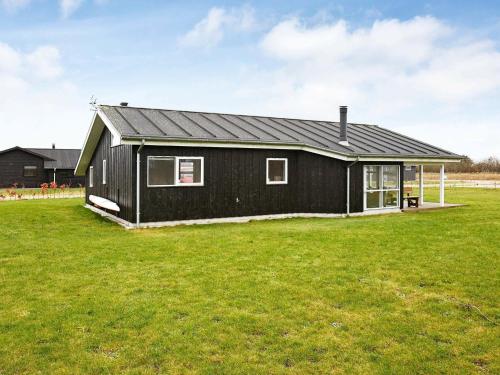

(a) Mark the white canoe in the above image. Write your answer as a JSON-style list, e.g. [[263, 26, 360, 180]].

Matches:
[[89, 195, 120, 212]]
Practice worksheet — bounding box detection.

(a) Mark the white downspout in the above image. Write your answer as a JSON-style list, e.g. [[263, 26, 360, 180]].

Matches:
[[439, 163, 445, 207], [136, 139, 145, 227], [419, 164, 424, 205], [346, 157, 359, 216], [53, 168, 56, 183]]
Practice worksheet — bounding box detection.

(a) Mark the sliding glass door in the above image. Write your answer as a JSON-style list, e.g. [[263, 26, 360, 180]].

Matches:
[[364, 165, 400, 210]]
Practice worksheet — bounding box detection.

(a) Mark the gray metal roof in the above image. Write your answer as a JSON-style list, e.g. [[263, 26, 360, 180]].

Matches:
[[0, 146, 55, 160], [98, 105, 461, 159], [27, 148, 81, 169]]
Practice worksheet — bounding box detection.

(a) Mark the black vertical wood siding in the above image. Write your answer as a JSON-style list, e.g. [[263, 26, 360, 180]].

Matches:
[[85, 128, 406, 224], [85, 129, 135, 222], [138, 146, 349, 223]]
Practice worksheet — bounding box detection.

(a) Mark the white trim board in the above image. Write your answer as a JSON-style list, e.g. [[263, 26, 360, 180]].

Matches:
[[122, 139, 355, 161], [122, 139, 462, 163], [86, 204, 135, 228], [74, 111, 99, 176], [97, 109, 122, 147], [86, 204, 403, 230], [75, 111, 127, 176]]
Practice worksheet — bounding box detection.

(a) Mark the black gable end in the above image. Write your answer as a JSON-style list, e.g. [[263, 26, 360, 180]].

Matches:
[[0, 148, 47, 188]]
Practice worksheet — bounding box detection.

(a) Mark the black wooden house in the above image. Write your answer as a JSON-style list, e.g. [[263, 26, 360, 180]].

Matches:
[[75, 104, 461, 228], [0, 146, 84, 188]]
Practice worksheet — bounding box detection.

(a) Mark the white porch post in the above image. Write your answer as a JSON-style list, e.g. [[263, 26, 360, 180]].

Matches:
[[419, 164, 424, 205], [439, 164, 445, 207]]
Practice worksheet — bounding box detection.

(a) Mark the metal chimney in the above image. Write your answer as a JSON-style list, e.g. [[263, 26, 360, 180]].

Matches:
[[52, 143, 56, 149], [339, 106, 349, 146]]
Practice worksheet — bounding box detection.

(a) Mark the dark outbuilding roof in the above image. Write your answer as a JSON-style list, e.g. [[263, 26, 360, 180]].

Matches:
[[0, 146, 55, 160], [27, 148, 81, 169], [99, 105, 461, 159]]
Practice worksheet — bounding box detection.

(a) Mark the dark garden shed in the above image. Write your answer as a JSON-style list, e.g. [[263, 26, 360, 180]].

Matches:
[[0, 146, 84, 188]]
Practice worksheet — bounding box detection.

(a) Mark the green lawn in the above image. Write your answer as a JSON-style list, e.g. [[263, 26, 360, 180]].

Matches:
[[0, 189, 498, 374]]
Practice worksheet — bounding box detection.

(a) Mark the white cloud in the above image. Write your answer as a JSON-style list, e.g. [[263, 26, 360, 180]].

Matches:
[[59, 0, 84, 19], [26, 46, 63, 79], [0, 42, 63, 79], [234, 15, 500, 159], [0, 42, 22, 72], [1, 0, 31, 12], [180, 5, 256, 48], [0, 41, 86, 151]]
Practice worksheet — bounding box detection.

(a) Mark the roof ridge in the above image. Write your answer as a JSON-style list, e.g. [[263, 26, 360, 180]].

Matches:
[[98, 104, 380, 127], [28, 148, 81, 150]]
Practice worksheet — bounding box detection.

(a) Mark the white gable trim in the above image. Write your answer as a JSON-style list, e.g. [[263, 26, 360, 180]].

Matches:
[[75, 111, 99, 176], [75, 111, 122, 176], [97, 108, 121, 147]]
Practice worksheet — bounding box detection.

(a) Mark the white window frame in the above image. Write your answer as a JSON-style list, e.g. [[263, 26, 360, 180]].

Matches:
[[266, 158, 288, 185], [147, 156, 204, 188], [363, 165, 400, 210], [102, 159, 107, 185], [89, 166, 94, 187]]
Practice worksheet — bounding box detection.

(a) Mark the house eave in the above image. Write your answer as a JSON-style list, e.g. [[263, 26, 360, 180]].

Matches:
[[358, 155, 463, 163], [120, 136, 356, 161], [120, 136, 463, 163]]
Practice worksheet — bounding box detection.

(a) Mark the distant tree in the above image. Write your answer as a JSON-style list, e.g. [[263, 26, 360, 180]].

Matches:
[[440, 155, 500, 173], [475, 156, 500, 172]]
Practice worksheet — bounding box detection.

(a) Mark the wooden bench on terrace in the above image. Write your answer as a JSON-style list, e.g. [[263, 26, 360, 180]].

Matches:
[[403, 187, 419, 208]]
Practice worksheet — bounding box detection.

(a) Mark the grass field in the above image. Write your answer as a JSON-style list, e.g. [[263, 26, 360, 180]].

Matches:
[[0, 189, 498, 374]]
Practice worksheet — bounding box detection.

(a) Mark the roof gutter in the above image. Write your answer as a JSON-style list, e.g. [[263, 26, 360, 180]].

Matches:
[[120, 136, 462, 162], [136, 139, 145, 227]]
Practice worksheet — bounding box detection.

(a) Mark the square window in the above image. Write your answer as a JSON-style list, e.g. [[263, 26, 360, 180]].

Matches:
[[178, 158, 202, 185], [267, 158, 287, 184], [148, 157, 175, 186], [23, 166, 37, 177]]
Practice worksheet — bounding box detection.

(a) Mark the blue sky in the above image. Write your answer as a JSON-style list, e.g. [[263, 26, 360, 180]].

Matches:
[[1, 0, 499, 159]]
